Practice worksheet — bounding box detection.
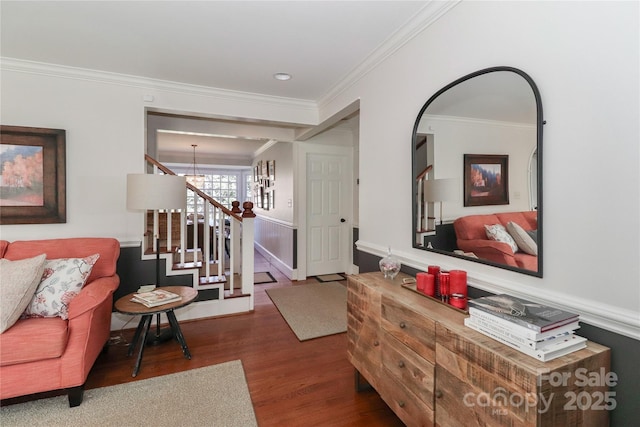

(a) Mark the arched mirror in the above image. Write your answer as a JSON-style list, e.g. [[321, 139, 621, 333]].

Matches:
[[412, 66, 543, 277]]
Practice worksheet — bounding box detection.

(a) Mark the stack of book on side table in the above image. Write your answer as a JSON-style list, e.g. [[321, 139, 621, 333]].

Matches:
[[465, 294, 586, 362], [131, 289, 182, 308]]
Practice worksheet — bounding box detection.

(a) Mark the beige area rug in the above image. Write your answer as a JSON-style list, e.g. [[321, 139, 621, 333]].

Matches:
[[266, 281, 347, 341], [0, 360, 257, 427]]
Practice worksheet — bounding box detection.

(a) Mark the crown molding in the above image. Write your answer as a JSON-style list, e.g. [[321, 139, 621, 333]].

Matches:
[[0, 57, 317, 112], [317, 0, 462, 110]]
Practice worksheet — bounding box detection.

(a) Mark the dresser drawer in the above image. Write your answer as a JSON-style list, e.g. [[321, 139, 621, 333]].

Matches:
[[382, 333, 435, 408], [381, 294, 436, 362], [378, 373, 435, 427]]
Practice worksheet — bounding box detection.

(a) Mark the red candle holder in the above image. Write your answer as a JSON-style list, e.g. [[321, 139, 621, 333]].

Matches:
[[427, 265, 440, 297], [416, 272, 428, 292], [450, 293, 467, 310], [439, 272, 450, 301], [449, 270, 467, 297]]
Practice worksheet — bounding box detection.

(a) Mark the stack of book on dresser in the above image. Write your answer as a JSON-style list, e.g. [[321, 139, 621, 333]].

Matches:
[[465, 294, 586, 362]]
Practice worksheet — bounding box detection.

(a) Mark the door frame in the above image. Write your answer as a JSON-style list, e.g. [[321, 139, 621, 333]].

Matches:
[[294, 142, 354, 280]]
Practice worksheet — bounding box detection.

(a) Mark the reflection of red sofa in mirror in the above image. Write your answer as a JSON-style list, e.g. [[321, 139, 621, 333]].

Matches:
[[453, 211, 537, 271]]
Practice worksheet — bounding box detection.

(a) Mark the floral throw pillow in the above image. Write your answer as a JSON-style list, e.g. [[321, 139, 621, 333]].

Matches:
[[484, 224, 519, 253], [23, 254, 100, 320]]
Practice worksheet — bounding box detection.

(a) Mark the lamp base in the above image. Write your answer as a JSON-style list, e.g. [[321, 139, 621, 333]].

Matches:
[[145, 313, 174, 346], [146, 328, 174, 346]]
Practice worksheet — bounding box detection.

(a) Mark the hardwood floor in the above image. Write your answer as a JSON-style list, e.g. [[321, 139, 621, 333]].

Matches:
[[79, 252, 403, 426]]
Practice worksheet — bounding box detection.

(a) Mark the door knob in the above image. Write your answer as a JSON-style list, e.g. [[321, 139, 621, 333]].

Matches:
[[340, 218, 346, 223]]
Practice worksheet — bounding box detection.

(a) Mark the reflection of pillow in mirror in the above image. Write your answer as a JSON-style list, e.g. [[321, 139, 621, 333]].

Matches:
[[506, 222, 538, 256], [526, 229, 538, 244], [484, 224, 518, 253]]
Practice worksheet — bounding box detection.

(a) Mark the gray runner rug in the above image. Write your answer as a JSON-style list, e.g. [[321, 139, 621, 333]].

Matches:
[[0, 360, 257, 427], [266, 281, 347, 341]]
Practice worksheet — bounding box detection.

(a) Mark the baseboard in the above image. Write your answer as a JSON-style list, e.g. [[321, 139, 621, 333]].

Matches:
[[255, 244, 294, 279]]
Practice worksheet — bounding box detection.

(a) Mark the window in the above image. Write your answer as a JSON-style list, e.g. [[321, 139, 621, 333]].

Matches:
[[169, 166, 251, 215]]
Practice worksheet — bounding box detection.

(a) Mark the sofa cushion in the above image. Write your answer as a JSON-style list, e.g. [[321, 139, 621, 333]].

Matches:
[[0, 317, 69, 366], [0, 254, 47, 334], [453, 214, 501, 240], [0, 240, 9, 258], [3, 238, 120, 283], [23, 254, 99, 320], [495, 211, 537, 230], [506, 221, 538, 255], [484, 224, 518, 253]]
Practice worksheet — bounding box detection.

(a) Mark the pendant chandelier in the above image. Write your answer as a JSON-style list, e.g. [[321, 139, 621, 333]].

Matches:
[[185, 144, 205, 188]]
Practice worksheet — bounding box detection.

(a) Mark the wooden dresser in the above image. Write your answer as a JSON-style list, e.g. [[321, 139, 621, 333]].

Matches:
[[347, 272, 611, 427]]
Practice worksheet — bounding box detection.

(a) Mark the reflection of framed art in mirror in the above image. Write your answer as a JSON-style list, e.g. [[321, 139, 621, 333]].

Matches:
[[267, 160, 275, 181], [464, 154, 509, 207]]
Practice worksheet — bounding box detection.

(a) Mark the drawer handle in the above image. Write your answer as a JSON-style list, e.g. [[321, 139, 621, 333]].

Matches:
[[398, 401, 405, 408], [398, 360, 405, 368], [399, 321, 406, 329], [373, 340, 380, 347], [435, 390, 443, 399]]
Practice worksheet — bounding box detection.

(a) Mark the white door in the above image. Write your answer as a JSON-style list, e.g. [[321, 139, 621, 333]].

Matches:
[[306, 153, 349, 276]]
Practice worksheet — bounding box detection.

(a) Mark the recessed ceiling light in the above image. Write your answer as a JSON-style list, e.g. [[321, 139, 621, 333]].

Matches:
[[273, 72, 292, 81]]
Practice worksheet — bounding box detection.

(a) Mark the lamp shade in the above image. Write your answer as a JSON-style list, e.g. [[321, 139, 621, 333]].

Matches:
[[424, 178, 458, 202], [127, 174, 186, 211]]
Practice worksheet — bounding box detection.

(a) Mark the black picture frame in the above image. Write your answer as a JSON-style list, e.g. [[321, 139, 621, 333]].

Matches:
[[464, 154, 509, 207]]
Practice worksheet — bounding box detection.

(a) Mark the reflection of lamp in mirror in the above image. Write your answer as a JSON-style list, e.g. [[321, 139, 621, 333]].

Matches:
[[424, 178, 457, 225]]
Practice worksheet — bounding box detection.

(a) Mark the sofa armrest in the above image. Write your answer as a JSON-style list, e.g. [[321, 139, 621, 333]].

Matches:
[[68, 276, 119, 320], [457, 239, 518, 267]]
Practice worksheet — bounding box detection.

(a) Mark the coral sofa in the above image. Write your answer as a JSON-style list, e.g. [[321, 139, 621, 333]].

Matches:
[[0, 238, 120, 406], [453, 211, 538, 271]]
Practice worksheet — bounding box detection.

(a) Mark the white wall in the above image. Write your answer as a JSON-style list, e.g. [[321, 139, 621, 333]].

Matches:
[[0, 64, 316, 246], [253, 142, 294, 223], [419, 115, 536, 219], [1, 1, 637, 338], [322, 1, 639, 337]]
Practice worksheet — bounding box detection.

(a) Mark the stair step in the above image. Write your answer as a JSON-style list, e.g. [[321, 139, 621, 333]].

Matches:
[[223, 290, 251, 299]]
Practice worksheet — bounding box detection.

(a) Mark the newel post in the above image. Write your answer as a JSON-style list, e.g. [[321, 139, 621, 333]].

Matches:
[[241, 202, 255, 308]]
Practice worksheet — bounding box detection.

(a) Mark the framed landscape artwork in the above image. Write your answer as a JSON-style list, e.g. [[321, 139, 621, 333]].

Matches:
[[0, 125, 66, 224], [464, 154, 509, 207]]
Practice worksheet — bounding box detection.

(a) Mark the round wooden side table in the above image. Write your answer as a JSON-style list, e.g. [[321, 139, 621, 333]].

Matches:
[[114, 286, 198, 377]]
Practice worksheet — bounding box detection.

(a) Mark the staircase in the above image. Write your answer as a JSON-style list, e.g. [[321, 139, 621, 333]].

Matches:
[[415, 164, 436, 247], [140, 155, 256, 312]]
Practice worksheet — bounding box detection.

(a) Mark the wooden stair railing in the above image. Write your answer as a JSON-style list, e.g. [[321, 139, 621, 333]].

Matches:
[[416, 165, 435, 244], [142, 155, 255, 308]]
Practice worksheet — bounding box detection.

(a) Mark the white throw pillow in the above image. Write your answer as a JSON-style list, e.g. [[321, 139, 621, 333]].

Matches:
[[0, 254, 47, 333], [506, 221, 538, 256], [484, 224, 519, 253], [23, 254, 99, 320]]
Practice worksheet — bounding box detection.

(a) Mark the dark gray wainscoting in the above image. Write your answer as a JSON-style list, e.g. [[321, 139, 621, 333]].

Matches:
[[355, 250, 639, 427], [115, 245, 216, 306]]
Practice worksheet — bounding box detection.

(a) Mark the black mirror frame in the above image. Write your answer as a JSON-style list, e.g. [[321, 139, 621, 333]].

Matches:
[[411, 66, 544, 277]]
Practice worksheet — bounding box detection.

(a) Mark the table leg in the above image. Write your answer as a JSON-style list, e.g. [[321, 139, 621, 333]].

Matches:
[[127, 314, 147, 357], [132, 315, 152, 377], [166, 310, 191, 360]]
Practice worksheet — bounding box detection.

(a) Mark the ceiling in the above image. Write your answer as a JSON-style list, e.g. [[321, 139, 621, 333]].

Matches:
[[0, 1, 435, 164], [1, 1, 427, 101]]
